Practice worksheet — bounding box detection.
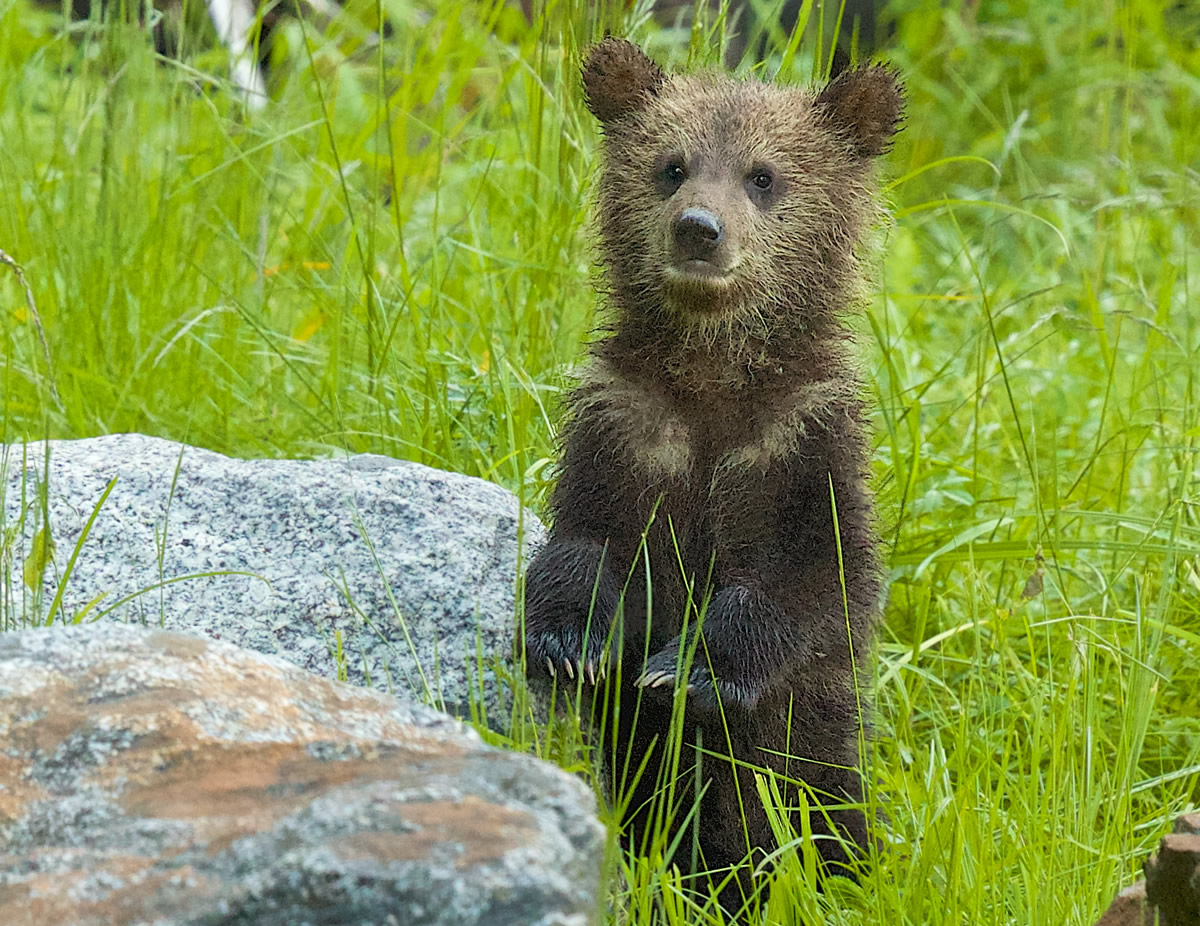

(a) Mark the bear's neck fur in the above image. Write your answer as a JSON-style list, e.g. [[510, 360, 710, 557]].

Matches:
[[595, 261, 862, 395]]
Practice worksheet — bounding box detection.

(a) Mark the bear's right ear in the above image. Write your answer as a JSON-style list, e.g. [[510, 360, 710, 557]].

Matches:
[[815, 63, 905, 158], [582, 38, 666, 126]]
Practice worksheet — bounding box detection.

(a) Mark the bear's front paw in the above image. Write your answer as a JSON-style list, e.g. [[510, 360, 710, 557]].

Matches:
[[526, 619, 611, 685], [634, 639, 684, 691], [524, 536, 620, 685], [636, 636, 762, 713]]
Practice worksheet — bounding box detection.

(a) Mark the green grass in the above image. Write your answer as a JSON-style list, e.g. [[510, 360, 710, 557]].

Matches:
[[2, 0, 1198, 923]]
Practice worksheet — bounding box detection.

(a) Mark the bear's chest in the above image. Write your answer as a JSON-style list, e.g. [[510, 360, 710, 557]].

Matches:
[[578, 352, 840, 505], [615, 380, 797, 486]]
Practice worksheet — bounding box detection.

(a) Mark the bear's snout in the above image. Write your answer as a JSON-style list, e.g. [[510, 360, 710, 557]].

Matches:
[[672, 208, 724, 263]]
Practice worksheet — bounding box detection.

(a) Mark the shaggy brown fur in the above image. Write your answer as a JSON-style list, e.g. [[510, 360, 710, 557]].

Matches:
[[524, 37, 903, 913]]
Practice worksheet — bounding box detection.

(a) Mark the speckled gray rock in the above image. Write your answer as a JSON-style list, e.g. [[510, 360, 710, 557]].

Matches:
[[0, 624, 604, 926], [0, 435, 545, 727]]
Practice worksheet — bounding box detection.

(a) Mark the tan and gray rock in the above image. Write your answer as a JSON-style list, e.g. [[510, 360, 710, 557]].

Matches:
[[1095, 882, 1152, 926], [1144, 813, 1200, 926], [0, 624, 603, 926], [1, 435, 546, 728], [1094, 814, 1200, 926]]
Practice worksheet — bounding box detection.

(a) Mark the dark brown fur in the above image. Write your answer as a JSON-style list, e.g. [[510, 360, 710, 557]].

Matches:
[[524, 38, 902, 914]]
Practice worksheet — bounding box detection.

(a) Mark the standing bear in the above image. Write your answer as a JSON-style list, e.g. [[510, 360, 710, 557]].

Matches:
[[524, 37, 902, 911]]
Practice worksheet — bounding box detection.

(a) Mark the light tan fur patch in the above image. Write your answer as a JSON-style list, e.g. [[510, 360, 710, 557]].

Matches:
[[720, 379, 855, 471], [576, 357, 693, 481]]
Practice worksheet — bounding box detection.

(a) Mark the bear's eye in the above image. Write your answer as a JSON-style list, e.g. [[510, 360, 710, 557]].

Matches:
[[750, 169, 774, 191], [657, 161, 687, 193]]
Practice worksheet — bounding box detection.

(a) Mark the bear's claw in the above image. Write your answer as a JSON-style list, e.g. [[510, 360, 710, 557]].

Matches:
[[635, 668, 675, 688], [637, 637, 760, 712], [527, 626, 609, 685]]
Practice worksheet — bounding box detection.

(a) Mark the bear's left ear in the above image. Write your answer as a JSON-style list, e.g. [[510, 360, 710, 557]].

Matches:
[[582, 38, 666, 126], [815, 63, 905, 158]]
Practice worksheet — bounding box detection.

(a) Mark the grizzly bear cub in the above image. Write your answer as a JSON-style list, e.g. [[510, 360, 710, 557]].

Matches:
[[524, 37, 902, 911]]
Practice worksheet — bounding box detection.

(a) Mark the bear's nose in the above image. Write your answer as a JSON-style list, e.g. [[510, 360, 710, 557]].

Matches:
[[672, 208, 724, 260]]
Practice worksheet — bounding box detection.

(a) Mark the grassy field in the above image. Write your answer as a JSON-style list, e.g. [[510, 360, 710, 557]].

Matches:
[[2, 0, 1198, 923]]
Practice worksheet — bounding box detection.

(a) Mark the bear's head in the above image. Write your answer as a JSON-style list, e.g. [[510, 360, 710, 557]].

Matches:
[[582, 38, 904, 336]]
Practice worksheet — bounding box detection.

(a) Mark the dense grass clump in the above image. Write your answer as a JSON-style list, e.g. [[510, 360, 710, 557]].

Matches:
[[1, 0, 1197, 923]]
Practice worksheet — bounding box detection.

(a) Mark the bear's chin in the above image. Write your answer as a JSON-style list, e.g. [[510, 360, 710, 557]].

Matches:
[[663, 265, 741, 314]]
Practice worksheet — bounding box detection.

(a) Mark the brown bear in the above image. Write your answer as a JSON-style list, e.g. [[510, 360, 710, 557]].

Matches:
[[523, 37, 902, 915]]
